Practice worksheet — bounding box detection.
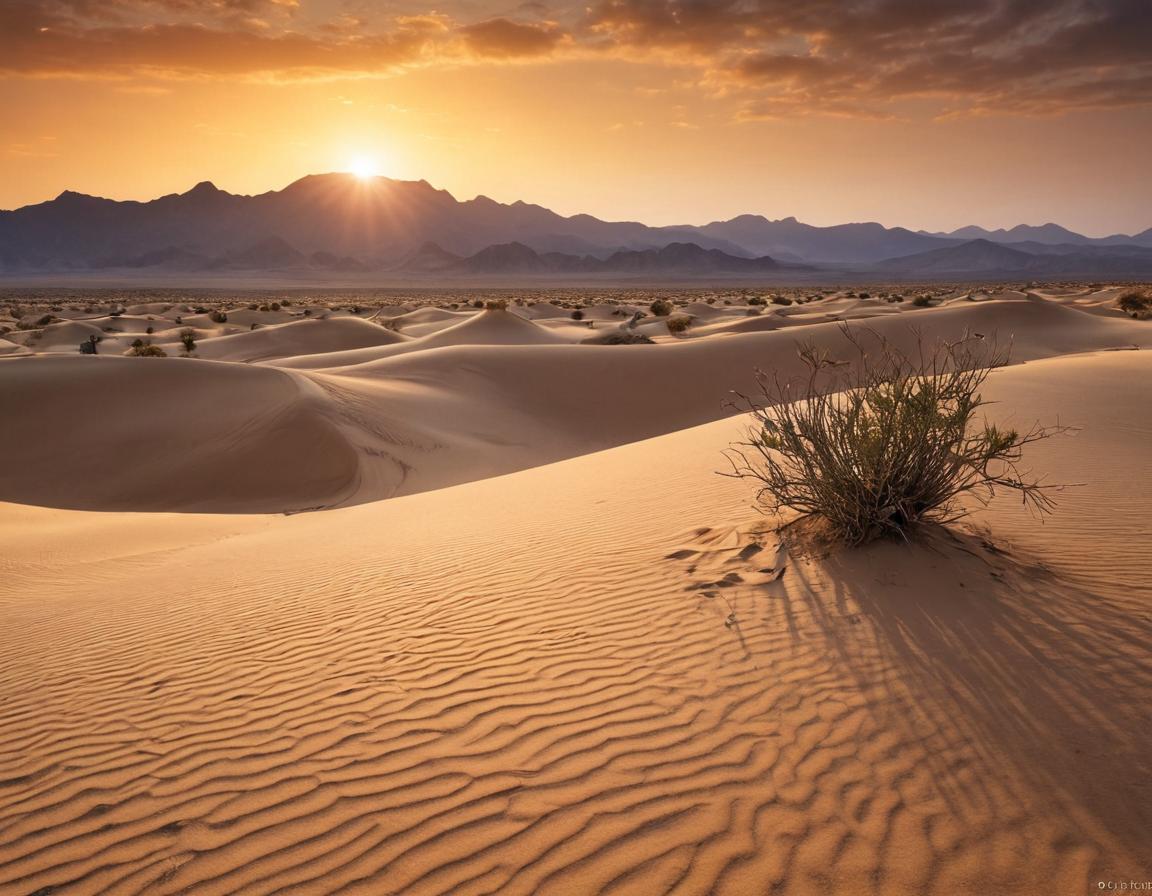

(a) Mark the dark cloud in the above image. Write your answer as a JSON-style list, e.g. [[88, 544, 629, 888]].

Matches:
[[1, 0, 1149, 116], [586, 0, 1152, 116], [460, 17, 564, 58]]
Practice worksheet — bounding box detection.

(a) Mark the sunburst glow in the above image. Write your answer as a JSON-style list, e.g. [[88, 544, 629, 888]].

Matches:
[[346, 156, 380, 180]]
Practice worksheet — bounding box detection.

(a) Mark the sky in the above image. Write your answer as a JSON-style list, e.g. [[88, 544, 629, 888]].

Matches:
[[2, 0, 1151, 235]]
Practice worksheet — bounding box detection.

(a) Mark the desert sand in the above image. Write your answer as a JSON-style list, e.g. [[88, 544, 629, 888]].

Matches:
[[1, 285, 1150, 895]]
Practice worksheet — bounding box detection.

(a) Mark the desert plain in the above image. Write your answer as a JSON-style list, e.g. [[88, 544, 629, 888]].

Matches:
[[1, 283, 1150, 895]]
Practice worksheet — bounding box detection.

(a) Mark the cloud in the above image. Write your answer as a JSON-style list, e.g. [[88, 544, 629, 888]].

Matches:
[[585, 0, 1152, 116], [459, 17, 564, 58], [2, 0, 1150, 117], [0, 0, 442, 77]]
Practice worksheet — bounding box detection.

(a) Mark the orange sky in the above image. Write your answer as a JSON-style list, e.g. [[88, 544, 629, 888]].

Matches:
[[3, 0, 1151, 235]]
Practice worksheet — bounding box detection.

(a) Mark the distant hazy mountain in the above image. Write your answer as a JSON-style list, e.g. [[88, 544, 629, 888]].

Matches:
[[2, 173, 1150, 277], [443, 241, 787, 275], [923, 223, 1152, 248], [693, 215, 953, 263], [0, 174, 748, 272], [878, 238, 1152, 275]]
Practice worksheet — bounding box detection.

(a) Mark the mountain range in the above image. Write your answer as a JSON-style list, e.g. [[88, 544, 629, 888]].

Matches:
[[2, 173, 1151, 279]]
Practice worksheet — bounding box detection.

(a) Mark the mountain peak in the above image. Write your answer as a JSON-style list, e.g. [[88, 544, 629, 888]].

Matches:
[[186, 180, 222, 196]]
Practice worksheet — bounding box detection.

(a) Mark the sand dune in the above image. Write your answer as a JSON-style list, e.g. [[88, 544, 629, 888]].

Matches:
[[190, 316, 407, 364], [275, 307, 577, 370], [1, 348, 1149, 895], [3, 296, 1150, 513], [0, 355, 358, 513]]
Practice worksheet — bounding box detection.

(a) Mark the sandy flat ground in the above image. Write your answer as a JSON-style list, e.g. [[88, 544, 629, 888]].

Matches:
[[1, 287, 1150, 894]]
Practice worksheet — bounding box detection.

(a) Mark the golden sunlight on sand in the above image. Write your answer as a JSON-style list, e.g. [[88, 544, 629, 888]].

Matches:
[[1, 286, 1150, 895]]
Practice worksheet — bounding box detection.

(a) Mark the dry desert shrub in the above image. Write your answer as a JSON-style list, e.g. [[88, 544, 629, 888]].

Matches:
[[723, 328, 1065, 545], [649, 298, 673, 316], [666, 314, 692, 334], [590, 330, 654, 345], [127, 340, 167, 357], [1116, 290, 1151, 317]]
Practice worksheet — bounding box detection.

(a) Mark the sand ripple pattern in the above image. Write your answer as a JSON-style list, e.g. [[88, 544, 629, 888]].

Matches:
[[2, 353, 1151, 895]]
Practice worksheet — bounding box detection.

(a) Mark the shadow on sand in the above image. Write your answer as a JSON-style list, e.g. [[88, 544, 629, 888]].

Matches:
[[786, 524, 1152, 873]]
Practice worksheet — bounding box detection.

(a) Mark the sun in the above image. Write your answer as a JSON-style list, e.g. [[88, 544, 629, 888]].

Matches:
[[346, 156, 380, 180]]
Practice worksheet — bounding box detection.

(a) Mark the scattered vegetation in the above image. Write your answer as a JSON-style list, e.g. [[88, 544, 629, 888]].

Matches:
[[208, 310, 228, 323], [666, 314, 692, 334], [724, 328, 1065, 546], [571, 309, 585, 320], [649, 298, 673, 316], [911, 294, 935, 307], [179, 328, 197, 352], [485, 298, 509, 311], [127, 340, 167, 357]]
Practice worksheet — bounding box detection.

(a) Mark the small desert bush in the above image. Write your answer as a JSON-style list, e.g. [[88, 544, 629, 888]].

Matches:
[[179, 328, 197, 352], [650, 298, 673, 316], [208, 310, 228, 323], [724, 328, 1064, 545], [571, 309, 585, 320], [17, 314, 56, 331], [486, 298, 509, 311], [1116, 290, 1151, 315], [666, 314, 692, 334], [771, 295, 793, 306], [592, 330, 655, 345], [748, 296, 767, 306], [911, 294, 934, 307], [128, 340, 167, 357]]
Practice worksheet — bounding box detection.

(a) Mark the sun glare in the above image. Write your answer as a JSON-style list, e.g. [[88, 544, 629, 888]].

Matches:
[[346, 156, 380, 180]]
